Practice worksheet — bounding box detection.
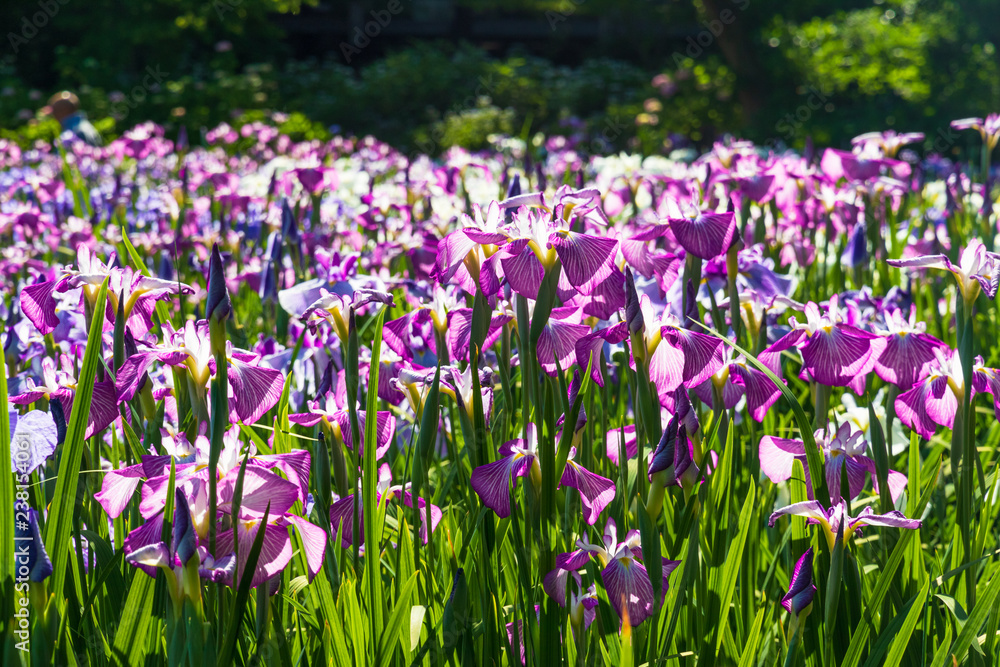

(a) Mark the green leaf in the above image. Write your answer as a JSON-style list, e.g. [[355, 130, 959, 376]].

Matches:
[[44, 277, 109, 613], [928, 621, 954, 667], [738, 606, 767, 667], [883, 580, 929, 667], [842, 453, 940, 664], [867, 396, 893, 513], [110, 572, 156, 666], [364, 306, 387, 663], [948, 564, 1000, 663], [698, 323, 829, 507], [377, 571, 418, 667], [711, 479, 756, 656], [218, 501, 273, 667]]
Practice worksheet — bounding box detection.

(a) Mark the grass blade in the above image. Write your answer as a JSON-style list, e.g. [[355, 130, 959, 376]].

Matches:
[[44, 277, 109, 613]]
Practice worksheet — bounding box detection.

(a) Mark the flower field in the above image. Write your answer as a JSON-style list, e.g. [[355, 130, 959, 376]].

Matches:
[[3, 117, 1000, 666]]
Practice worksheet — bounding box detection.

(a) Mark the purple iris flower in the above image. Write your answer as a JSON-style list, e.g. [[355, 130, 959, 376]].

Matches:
[[441, 193, 621, 306], [888, 239, 1000, 308], [820, 148, 910, 182], [692, 343, 783, 422], [300, 288, 395, 342], [20, 245, 193, 337], [125, 489, 232, 602], [395, 364, 495, 426], [951, 114, 1000, 150], [894, 347, 1000, 440], [768, 499, 921, 550], [851, 130, 925, 158], [289, 367, 396, 460], [116, 320, 285, 425], [871, 306, 948, 389], [548, 518, 681, 627], [469, 423, 615, 525], [761, 295, 884, 394], [328, 463, 443, 549], [760, 421, 908, 503], [99, 426, 323, 588], [10, 356, 118, 439], [623, 291, 725, 404]]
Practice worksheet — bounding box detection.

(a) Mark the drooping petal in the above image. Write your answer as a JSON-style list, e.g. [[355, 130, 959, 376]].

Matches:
[[252, 449, 312, 504], [858, 457, 909, 504], [21, 279, 63, 335], [220, 467, 299, 519], [606, 425, 638, 465], [730, 363, 782, 422], [227, 357, 285, 425], [10, 409, 58, 475], [601, 555, 657, 626], [85, 381, 121, 439], [667, 211, 737, 260], [115, 351, 161, 403], [662, 328, 725, 388], [536, 316, 590, 377], [874, 332, 945, 389], [399, 492, 443, 544], [559, 461, 615, 525], [469, 454, 534, 519], [849, 506, 922, 531], [768, 500, 830, 527], [334, 410, 396, 459], [758, 436, 806, 485], [648, 338, 684, 397], [548, 231, 619, 294], [284, 514, 326, 581], [499, 242, 545, 299], [329, 495, 361, 548], [95, 462, 146, 519], [216, 520, 293, 589], [895, 376, 955, 440]]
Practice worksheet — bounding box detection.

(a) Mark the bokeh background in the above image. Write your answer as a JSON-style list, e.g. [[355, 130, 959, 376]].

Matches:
[[2, 0, 998, 154]]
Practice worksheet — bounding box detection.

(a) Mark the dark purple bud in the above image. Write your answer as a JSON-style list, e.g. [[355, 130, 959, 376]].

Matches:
[[535, 163, 547, 193], [683, 279, 698, 329], [281, 198, 300, 242], [672, 387, 700, 437], [649, 418, 679, 480], [505, 173, 521, 223], [173, 490, 197, 566], [158, 252, 175, 281], [624, 268, 644, 336], [49, 399, 66, 446], [506, 172, 522, 200], [842, 222, 869, 268], [781, 547, 816, 616], [316, 361, 335, 400], [259, 231, 283, 303], [804, 136, 815, 165], [206, 243, 232, 323], [176, 125, 188, 151]]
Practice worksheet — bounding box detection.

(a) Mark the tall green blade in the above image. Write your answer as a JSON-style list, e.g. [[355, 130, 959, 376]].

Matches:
[[364, 306, 387, 663], [44, 277, 109, 613]]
